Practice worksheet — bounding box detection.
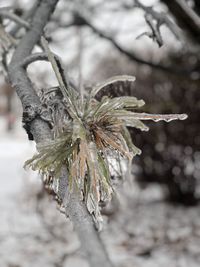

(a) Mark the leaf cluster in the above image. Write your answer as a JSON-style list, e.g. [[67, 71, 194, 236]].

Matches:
[[25, 37, 187, 227]]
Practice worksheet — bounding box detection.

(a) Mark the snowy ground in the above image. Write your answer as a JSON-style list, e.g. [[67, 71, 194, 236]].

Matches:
[[1, 116, 200, 267]]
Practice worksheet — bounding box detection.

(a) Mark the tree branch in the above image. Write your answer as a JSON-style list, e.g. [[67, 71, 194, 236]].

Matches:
[[7, 1, 113, 267], [21, 52, 59, 68], [69, 12, 192, 76], [134, 0, 182, 42], [161, 0, 200, 44], [9, 1, 40, 36], [0, 10, 30, 29], [65, 191, 112, 267]]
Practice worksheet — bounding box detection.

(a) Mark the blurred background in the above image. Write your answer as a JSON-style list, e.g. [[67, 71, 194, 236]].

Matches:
[[0, 0, 200, 266]]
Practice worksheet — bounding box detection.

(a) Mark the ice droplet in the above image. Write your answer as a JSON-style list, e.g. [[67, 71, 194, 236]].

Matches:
[[155, 113, 188, 122]]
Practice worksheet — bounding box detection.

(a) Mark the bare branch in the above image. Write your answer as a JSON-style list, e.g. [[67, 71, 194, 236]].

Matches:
[[134, 0, 182, 41], [68, 12, 191, 76], [136, 13, 163, 47], [161, 0, 200, 44], [144, 13, 163, 47], [9, 0, 40, 36], [0, 10, 30, 29], [21, 52, 60, 68]]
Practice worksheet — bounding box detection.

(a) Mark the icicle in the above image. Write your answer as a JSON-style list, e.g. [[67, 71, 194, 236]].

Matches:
[[129, 113, 188, 122]]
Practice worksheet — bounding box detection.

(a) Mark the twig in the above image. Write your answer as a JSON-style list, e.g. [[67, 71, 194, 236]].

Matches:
[[136, 13, 163, 47], [161, 0, 200, 44], [9, 0, 40, 36], [145, 13, 163, 47], [21, 52, 60, 68], [134, 0, 182, 41], [21, 52, 78, 91], [0, 10, 30, 29]]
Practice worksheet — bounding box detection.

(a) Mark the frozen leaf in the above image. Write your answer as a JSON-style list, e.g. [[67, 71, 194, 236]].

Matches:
[[124, 119, 149, 131], [90, 75, 136, 98], [121, 126, 142, 156], [25, 44, 187, 229], [124, 112, 188, 122]]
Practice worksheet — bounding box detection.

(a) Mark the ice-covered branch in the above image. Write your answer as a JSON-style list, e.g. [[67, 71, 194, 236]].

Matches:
[[7, 1, 114, 267]]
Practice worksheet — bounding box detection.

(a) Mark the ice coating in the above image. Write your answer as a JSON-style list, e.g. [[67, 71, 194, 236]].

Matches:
[[91, 75, 136, 97], [130, 113, 188, 122]]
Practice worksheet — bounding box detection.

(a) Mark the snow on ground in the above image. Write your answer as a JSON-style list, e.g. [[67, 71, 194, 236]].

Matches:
[[103, 185, 200, 267], [0, 116, 200, 267]]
